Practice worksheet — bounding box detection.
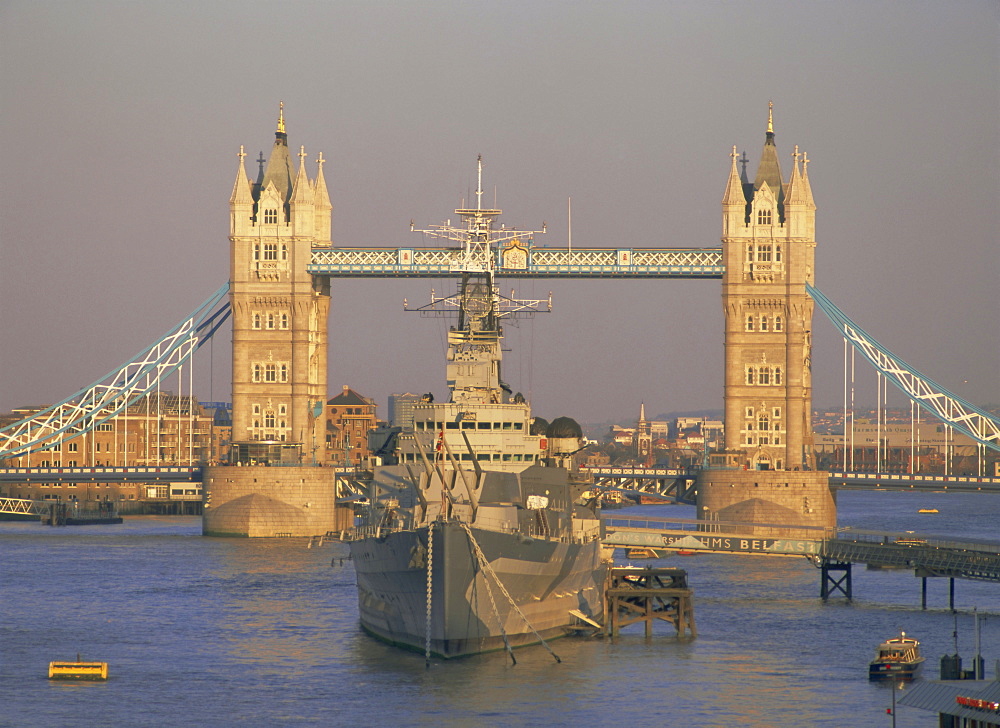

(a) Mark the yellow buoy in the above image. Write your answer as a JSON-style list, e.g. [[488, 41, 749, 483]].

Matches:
[[48, 655, 108, 681]]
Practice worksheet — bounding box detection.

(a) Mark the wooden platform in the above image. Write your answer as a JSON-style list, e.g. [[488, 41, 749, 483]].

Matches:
[[606, 567, 696, 638]]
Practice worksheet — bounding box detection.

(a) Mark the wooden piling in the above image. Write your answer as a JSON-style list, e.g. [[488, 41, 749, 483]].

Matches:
[[605, 567, 696, 638]]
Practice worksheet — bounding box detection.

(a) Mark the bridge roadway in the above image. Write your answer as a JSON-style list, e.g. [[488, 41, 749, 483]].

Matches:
[[602, 515, 1000, 583], [0, 466, 202, 483], [0, 497, 47, 516], [827, 471, 1000, 493], [2, 463, 996, 493], [587, 468, 1000, 503]]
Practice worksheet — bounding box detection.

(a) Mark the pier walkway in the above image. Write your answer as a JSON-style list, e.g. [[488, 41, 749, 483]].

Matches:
[[602, 515, 1000, 584]]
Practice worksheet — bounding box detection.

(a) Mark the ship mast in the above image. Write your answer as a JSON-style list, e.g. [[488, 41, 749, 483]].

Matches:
[[408, 157, 549, 405]]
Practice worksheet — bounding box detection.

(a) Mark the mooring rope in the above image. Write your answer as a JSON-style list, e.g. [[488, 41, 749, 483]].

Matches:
[[424, 523, 434, 668], [460, 523, 561, 664]]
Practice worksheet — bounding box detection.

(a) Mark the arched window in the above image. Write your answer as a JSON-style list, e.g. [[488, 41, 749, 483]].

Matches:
[[280, 364, 288, 382], [774, 316, 783, 332], [263, 208, 278, 225], [757, 244, 772, 262], [281, 244, 288, 261], [746, 315, 755, 332], [757, 209, 772, 225], [265, 364, 277, 382], [759, 368, 770, 385], [775, 245, 782, 262], [264, 411, 276, 428], [280, 313, 288, 329], [253, 313, 261, 329], [253, 244, 260, 260], [264, 243, 278, 261], [774, 367, 783, 385], [253, 419, 260, 429], [761, 316, 769, 332], [279, 405, 287, 415], [746, 244, 754, 262], [253, 364, 261, 382], [746, 367, 756, 385], [758, 413, 770, 431], [266, 313, 275, 329]]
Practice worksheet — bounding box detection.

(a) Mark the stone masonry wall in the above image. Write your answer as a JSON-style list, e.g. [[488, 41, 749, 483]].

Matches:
[[202, 465, 351, 537], [696, 469, 835, 538]]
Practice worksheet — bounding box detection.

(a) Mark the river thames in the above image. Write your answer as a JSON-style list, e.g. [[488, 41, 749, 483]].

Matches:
[[2, 490, 998, 727]]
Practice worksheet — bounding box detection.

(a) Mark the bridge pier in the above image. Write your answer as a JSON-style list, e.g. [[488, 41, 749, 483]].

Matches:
[[696, 468, 836, 539], [918, 573, 957, 611], [202, 465, 351, 537], [820, 560, 852, 601]]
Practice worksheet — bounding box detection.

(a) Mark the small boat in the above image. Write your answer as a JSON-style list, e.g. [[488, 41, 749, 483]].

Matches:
[[627, 547, 666, 559], [917, 509, 939, 514], [675, 550, 698, 556], [869, 632, 925, 680]]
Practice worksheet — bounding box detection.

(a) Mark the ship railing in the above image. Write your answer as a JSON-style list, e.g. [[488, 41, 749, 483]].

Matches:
[[347, 523, 409, 540]]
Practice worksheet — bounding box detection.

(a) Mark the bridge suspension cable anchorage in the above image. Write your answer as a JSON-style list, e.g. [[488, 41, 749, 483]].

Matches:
[[0, 284, 231, 460], [808, 283, 1000, 453]]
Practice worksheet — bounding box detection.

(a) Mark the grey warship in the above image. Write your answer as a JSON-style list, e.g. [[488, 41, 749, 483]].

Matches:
[[348, 160, 609, 659]]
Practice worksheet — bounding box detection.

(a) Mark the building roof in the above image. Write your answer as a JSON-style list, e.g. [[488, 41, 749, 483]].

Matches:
[[899, 680, 1000, 724], [328, 385, 374, 408]]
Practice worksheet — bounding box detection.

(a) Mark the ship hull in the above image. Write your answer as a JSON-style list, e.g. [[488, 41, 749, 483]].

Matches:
[[350, 522, 607, 658]]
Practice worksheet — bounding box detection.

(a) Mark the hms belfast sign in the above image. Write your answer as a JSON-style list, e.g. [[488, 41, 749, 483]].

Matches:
[[604, 527, 822, 556]]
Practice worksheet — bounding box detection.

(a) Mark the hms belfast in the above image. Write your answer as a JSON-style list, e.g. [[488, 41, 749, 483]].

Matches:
[[349, 159, 610, 659]]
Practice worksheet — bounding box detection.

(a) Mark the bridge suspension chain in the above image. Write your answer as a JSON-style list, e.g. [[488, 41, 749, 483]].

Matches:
[[0, 283, 231, 460], [808, 283, 999, 452]]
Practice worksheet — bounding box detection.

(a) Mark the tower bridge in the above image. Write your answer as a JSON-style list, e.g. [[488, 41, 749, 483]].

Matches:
[[2, 103, 998, 538]]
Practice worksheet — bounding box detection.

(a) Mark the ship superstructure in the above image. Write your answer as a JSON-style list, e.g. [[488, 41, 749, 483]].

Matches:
[[348, 159, 608, 660]]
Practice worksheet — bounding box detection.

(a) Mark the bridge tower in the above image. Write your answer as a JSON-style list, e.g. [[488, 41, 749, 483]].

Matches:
[[697, 104, 835, 534], [203, 105, 344, 537], [228, 103, 331, 463]]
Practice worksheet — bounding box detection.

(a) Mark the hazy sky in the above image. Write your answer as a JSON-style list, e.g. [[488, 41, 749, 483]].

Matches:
[[2, 1, 997, 426]]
